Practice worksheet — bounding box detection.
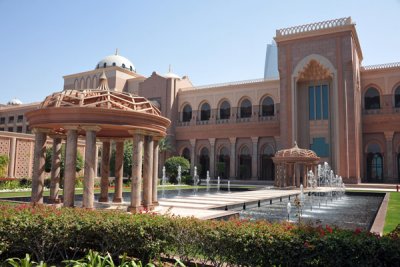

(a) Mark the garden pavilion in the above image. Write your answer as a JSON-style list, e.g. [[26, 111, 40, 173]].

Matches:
[[272, 142, 320, 188], [26, 72, 170, 211]]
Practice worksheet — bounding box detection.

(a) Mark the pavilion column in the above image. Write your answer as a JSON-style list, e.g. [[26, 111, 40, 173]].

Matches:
[[296, 163, 301, 187], [143, 136, 154, 209], [31, 129, 48, 204], [190, 139, 196, 176], [82, 127, 100, 209], [113, 141, 124, 203], [251, 137, 258, 180], [384, 131, 394, 181], [99, 140, 111, 202], [49, 136, 62, 203], [128, 132, 144, 212], [152, 139, 160, 205], [209, 138, 215, 178], [229, 137, 236, 179], [8, 137, 16, 178], [94, 145, 99, 178], [63, 127, 78, 207]]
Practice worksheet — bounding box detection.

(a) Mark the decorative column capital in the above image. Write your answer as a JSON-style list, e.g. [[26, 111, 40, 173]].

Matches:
[[189, 139, 196, 147], [32, 128, 51, 134], [384, 131, 394, 141], [64, 125, 79, 131], [251, 136, 259, 144], [81, 126, 101, 132], [209, 138, 216, 147], [229, 137, 236, 145]]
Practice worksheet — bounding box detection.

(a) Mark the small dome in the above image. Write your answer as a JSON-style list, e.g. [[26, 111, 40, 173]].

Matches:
[[7, 98, 22, 105], [163, 65, 181, 79], [96, 50, 136, 72], [274, 142, 319, 159]]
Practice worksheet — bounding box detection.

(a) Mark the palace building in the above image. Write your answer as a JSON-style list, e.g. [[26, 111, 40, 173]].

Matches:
[[1, 17, 400, 184]]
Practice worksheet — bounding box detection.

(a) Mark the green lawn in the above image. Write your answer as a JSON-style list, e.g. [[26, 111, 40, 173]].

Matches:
[[383, 192, 400, 234]]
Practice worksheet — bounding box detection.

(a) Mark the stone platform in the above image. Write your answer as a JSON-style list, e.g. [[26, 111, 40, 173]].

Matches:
[[84, 187, 335, 220]]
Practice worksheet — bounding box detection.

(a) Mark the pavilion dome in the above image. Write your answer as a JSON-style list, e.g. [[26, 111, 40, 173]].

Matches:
[[7, 98, 22, 105], [274, 142, 319, 159], [96, 49, 136, 72], [163, 65, 181, 79]]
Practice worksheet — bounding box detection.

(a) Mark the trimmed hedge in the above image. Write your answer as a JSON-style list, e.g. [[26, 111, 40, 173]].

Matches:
[[0, 203, 399, 266]]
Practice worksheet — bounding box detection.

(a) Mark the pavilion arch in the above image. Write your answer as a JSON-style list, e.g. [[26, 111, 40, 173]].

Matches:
[[92, 76, 98, 88], [80, 78, 85, 89], [392, 82, 400, 108], [86, 77, 91, 89], [237, 96, 253, 119], [293, 54, 336, 79], [74, 79, 79, 90], [198, 100, 211, 121], [364, 140, 384, 154]]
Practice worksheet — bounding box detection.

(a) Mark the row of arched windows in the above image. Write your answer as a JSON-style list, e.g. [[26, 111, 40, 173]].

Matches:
[[181, 96, 275, 122], [364, 85, 400, 110], [74, 76, 99, 90]]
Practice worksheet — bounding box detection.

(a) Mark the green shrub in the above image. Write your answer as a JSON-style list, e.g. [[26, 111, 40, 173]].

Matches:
[[0, 180, 20, 190], [0, 155, 9, 178], [181, 174, 193, 185], [164, 156, 190, 184], [0, 204, 399, 266]]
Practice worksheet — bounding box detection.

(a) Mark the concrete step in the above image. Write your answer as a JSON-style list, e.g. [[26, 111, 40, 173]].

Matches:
[[346, 183, 399, 190]]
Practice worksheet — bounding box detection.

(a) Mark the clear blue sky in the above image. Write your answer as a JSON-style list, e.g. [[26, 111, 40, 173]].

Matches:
[[1, 0, 399, 104]]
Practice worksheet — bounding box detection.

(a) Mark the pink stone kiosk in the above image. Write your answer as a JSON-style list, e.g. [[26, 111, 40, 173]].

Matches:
[[273, 142, 320, 188], [26, 74, 170, 211]]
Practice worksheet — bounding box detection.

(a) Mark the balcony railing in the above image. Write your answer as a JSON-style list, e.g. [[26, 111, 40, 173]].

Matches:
[[177, 115, 278, 127]]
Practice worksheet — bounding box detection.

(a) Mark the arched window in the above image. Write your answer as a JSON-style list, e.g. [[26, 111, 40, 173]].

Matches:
[[96, 64, 99, 69], [122, 63, 126, 69], [112, 62, 116, 67], [181, 147, 191, 162], [219, 101, 231, 119], [74, 79, 79, 90], [92, 77, 97, 88], [217, 147, 230, 178], [364, 87, 380, 110], [238, 146, 252, 179], [182, 104, 192, 122], [395, 86, 400, 108], [130, 66, 133, 71], [260, 145, 275, 180], [103, 62, 107, 68], [239, 99, 252, 118], [80, 79, 85, 89], [200, 102, 211, 121], [366, 143, 383, 182], [261, 97, 274, 116], [199, 147, 210, 178]]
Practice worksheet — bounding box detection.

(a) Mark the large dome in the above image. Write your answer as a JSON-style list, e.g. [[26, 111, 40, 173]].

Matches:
[[96, 50, 136, 72]]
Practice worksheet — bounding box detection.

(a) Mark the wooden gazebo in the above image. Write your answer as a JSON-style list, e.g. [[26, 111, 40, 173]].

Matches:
[[272, 142, 320, 188]]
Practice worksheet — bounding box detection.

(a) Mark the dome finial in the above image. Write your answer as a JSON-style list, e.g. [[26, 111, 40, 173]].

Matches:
[[115, 48, 118, 55], [294, 141, 298, 148], [169, 64, 172, 73], [97, 71, 110, 91]]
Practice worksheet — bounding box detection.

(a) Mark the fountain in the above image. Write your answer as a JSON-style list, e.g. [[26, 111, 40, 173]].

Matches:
[[193, 166, 199, 196], [286, 202, 291, 222], [206, 170, 211, 193], [177, 165, 182, 196], [228, 180, 231, 193], [217, 176, 220, 193], [161, 166, 167, 198]]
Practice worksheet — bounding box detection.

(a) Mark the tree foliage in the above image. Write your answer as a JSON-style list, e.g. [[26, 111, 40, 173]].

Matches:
[[44, 145, 84, 178], [0, 155, 9, 178], [164, 156, 190, 184]]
